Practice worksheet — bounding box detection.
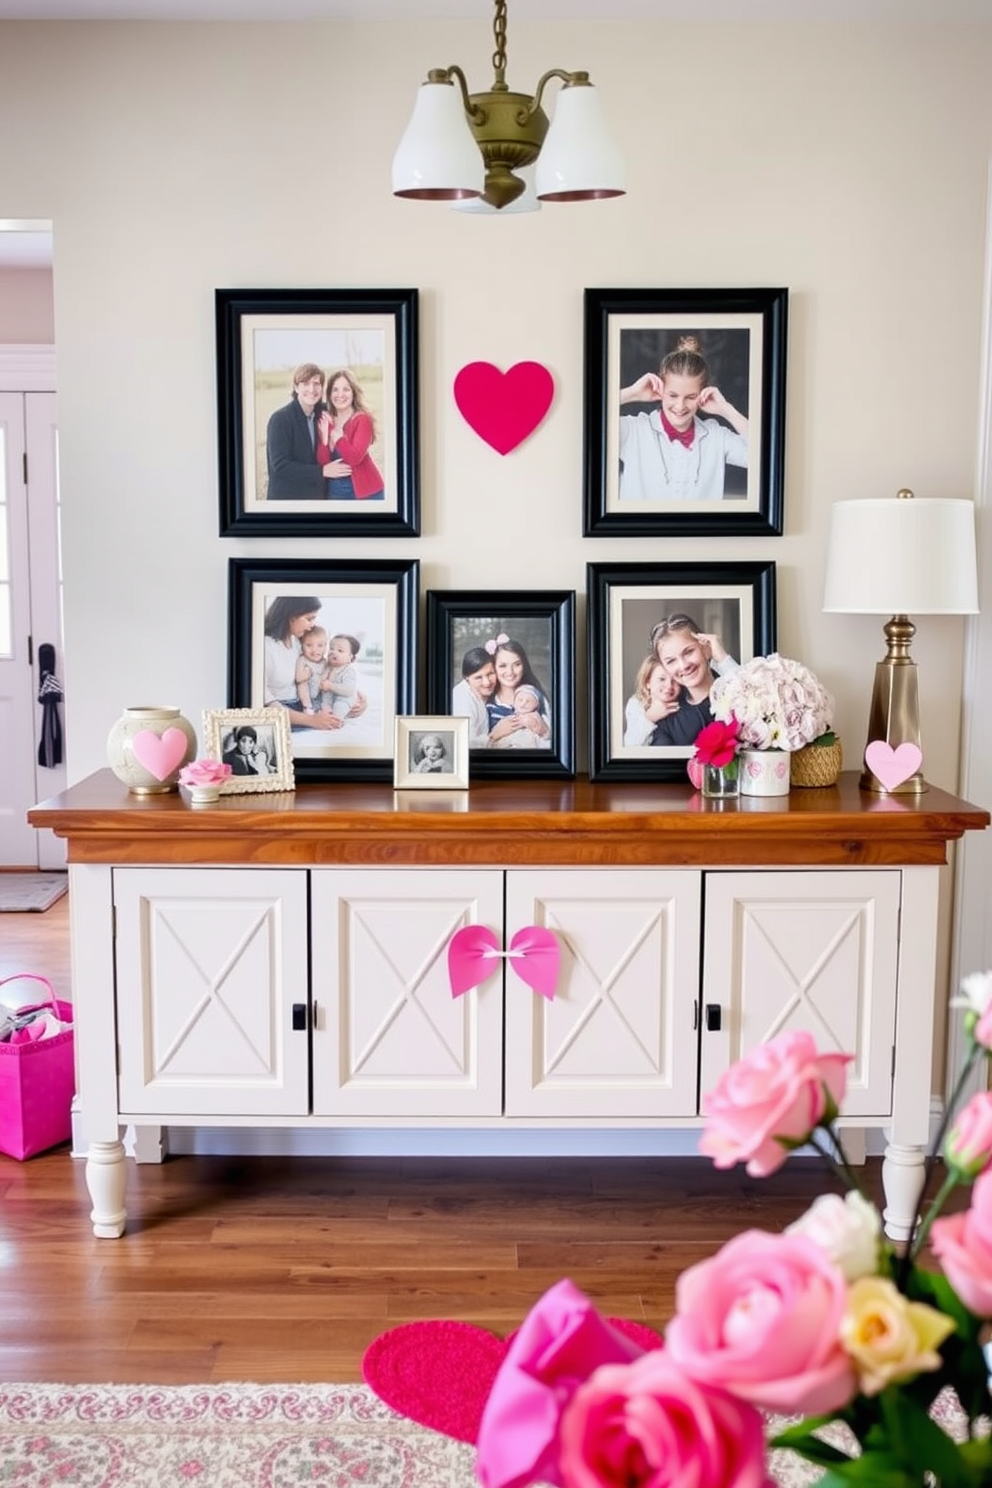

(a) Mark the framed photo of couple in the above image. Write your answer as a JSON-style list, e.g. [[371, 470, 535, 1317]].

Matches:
[[587, 560, 777, 783], [583, 287, 788, 538], [228, 556, 419, 783], [425, 591, 576, 779], [216, 287, 420, 538]]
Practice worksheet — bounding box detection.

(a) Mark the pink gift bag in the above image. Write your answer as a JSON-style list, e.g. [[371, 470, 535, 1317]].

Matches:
[[0, 974, 74, 1160]]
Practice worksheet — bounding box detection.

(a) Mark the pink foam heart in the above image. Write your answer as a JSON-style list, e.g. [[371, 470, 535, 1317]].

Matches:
[[453, 361, 554, 455], [448, 924, 501, 997], [686, 757, 704, 790], [864, 740, 923, 791], [362, 1315, 663, 1444], [131, 727, 190, 781]]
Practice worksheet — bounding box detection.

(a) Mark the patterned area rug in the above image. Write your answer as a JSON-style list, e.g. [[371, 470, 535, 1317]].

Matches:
[[0, 1380, 973, 1486]]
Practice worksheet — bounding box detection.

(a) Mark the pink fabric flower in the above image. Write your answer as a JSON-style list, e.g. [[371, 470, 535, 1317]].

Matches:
[[931, 1166, 992, 1318], [178, 758, 232, 788], [475, 1279, 648, 1488], [559, 1352, 772, 1488], [700, 1030, 852, 1177], [943, 1090, 992, 1179], [665, 1229, 856, 1415]]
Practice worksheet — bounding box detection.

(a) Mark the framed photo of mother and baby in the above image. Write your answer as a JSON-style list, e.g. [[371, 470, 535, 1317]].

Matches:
[[216, 287, 419, 538], [582, 287, 788, 538]]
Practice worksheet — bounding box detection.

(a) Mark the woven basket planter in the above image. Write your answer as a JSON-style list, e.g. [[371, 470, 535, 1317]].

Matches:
[[790, 737, 843, 787]]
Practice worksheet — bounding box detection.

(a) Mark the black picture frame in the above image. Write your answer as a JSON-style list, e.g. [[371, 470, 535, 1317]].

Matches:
[[587, 560, 777, 782], [425, 591, 576, 779], [228, 557, 419, 783], [583, 287, 788, 537], [216, 287, 420, 537]]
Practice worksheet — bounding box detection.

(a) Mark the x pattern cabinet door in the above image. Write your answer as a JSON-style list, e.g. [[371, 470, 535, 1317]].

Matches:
[[311, 869, 505, 1118], [503, 869, 702, 1118], [699, 870, 900, 1118], [114, 868, 310, 1118]]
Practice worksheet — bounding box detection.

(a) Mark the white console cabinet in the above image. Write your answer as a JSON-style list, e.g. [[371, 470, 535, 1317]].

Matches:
[[29, 770, 989, 1242]]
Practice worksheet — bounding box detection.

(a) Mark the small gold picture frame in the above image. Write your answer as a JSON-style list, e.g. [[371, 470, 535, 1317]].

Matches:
[[203, 706, 295, 794], [393, 715, 469, 790]]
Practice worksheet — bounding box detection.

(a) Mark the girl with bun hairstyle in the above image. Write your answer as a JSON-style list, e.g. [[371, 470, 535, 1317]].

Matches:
[[618, 335, 748, 501]]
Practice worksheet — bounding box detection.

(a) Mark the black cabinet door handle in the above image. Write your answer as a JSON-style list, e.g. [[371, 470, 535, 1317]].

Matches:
[[291, 1003, 307, 1032], [705, 1003, 722, 1032]]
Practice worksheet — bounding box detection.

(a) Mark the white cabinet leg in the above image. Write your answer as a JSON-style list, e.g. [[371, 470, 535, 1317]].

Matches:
[[881, 1141, 926, 1244], [86, 1140, 127, 1238]]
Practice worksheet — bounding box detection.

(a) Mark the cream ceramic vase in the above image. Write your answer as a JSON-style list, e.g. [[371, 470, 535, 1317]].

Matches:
[[739, 747, 791, 797], [106, 705, 197, 795]]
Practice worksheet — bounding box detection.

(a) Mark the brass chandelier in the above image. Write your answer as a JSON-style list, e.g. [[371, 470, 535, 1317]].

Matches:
[[391, 0, 625, 212]]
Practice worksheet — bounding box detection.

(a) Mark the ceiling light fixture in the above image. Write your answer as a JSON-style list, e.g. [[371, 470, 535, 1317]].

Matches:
[[391, 0, 625, 212]]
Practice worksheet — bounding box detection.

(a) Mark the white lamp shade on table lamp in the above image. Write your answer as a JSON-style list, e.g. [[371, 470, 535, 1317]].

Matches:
[[822, 491, 979, 793]]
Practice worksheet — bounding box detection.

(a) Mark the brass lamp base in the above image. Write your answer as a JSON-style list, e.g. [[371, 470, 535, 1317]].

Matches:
[[859, 614, 927, 794]]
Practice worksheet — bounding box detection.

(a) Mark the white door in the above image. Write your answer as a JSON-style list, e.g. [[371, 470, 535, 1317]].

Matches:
[[504, 869, 702, 1118], [114, 868, 311, 1118], [311, 868, 505, 1117], [700, 870, 900, 1118], [0, 385, 64, 868]]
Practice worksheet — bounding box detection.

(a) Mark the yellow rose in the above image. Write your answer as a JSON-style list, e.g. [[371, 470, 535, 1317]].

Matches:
[[840, 1277, 955, 1396]]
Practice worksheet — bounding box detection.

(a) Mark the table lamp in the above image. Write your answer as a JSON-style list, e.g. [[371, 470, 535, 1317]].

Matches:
[[822, 489, 978, 794]]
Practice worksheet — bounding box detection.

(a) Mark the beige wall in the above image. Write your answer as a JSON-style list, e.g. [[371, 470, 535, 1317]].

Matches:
[[0, 18, 989, 783], [0, 268, 54, 343]]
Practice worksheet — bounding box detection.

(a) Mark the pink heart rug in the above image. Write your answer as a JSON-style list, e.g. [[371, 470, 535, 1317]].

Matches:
[[361, 1315, 663, 1444]]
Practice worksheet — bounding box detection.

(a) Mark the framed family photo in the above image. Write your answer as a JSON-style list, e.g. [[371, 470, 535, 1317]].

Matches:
[[583, 287, 788, 537], [228, 557, 418, 783], [202, 706, 295, 795], [425, 591, 576, 779], [393, 716, 470, 791], [587, 560, 777, 782], [216, 287, 419, 538]]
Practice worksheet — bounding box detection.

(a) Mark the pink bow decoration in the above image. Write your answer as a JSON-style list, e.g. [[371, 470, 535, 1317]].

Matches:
[[484, 633, 509, 656], [475, 1278, 649, 1488], [448, 925, 560, 1001]]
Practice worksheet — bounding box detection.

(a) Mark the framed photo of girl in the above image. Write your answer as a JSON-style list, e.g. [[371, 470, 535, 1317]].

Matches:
[[216, 287, 420, 538], [202, 706, 295, 796], [425, 591, 576, 779], [583, 287, 788, 538], [587, 560, 777, 783], [228, 556, 419, 783]]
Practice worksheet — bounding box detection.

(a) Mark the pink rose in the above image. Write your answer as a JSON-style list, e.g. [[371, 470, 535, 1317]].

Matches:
[[943, 1090, 992, 1178], [476, 1279, 647, 1488], [931, 1166, 992, 1318], [665, 1229, 856, 1414], [559, 1353, 772, 1488], [700, 1031, 853, 1177]]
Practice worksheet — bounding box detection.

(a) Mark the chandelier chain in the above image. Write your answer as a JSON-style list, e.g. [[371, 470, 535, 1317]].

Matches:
[[491, 0, 507, 83]]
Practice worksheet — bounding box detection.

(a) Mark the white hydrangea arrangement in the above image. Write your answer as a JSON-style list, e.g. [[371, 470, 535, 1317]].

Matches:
[[709, 652, 835, 752]]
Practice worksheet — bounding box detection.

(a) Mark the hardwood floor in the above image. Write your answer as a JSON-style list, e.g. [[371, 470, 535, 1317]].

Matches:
[[0, 888, 922, 1388]]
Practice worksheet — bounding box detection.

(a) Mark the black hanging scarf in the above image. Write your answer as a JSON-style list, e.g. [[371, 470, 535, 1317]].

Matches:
[[37, 642, 64, 768]]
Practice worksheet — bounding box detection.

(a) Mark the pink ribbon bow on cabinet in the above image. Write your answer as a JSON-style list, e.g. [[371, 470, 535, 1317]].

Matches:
[[447, 925, 560, 1001]]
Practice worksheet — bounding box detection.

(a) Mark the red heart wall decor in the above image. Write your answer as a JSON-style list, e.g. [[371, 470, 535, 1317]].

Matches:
[[453, 360, 554, 455]]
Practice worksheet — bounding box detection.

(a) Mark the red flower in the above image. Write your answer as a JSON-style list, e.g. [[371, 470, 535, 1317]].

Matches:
[[693, 718, 740, 768]]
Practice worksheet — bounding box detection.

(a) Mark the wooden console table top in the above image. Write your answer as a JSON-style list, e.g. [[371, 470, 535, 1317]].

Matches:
[[29, 769, 990, 869]]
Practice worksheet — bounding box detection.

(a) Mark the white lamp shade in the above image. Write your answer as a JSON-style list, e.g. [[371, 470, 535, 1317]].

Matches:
[[823, 496, 979, 615], [535, 84, 625, 201], [452, 163, 540, 215], [392, 81, 484, 200]]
